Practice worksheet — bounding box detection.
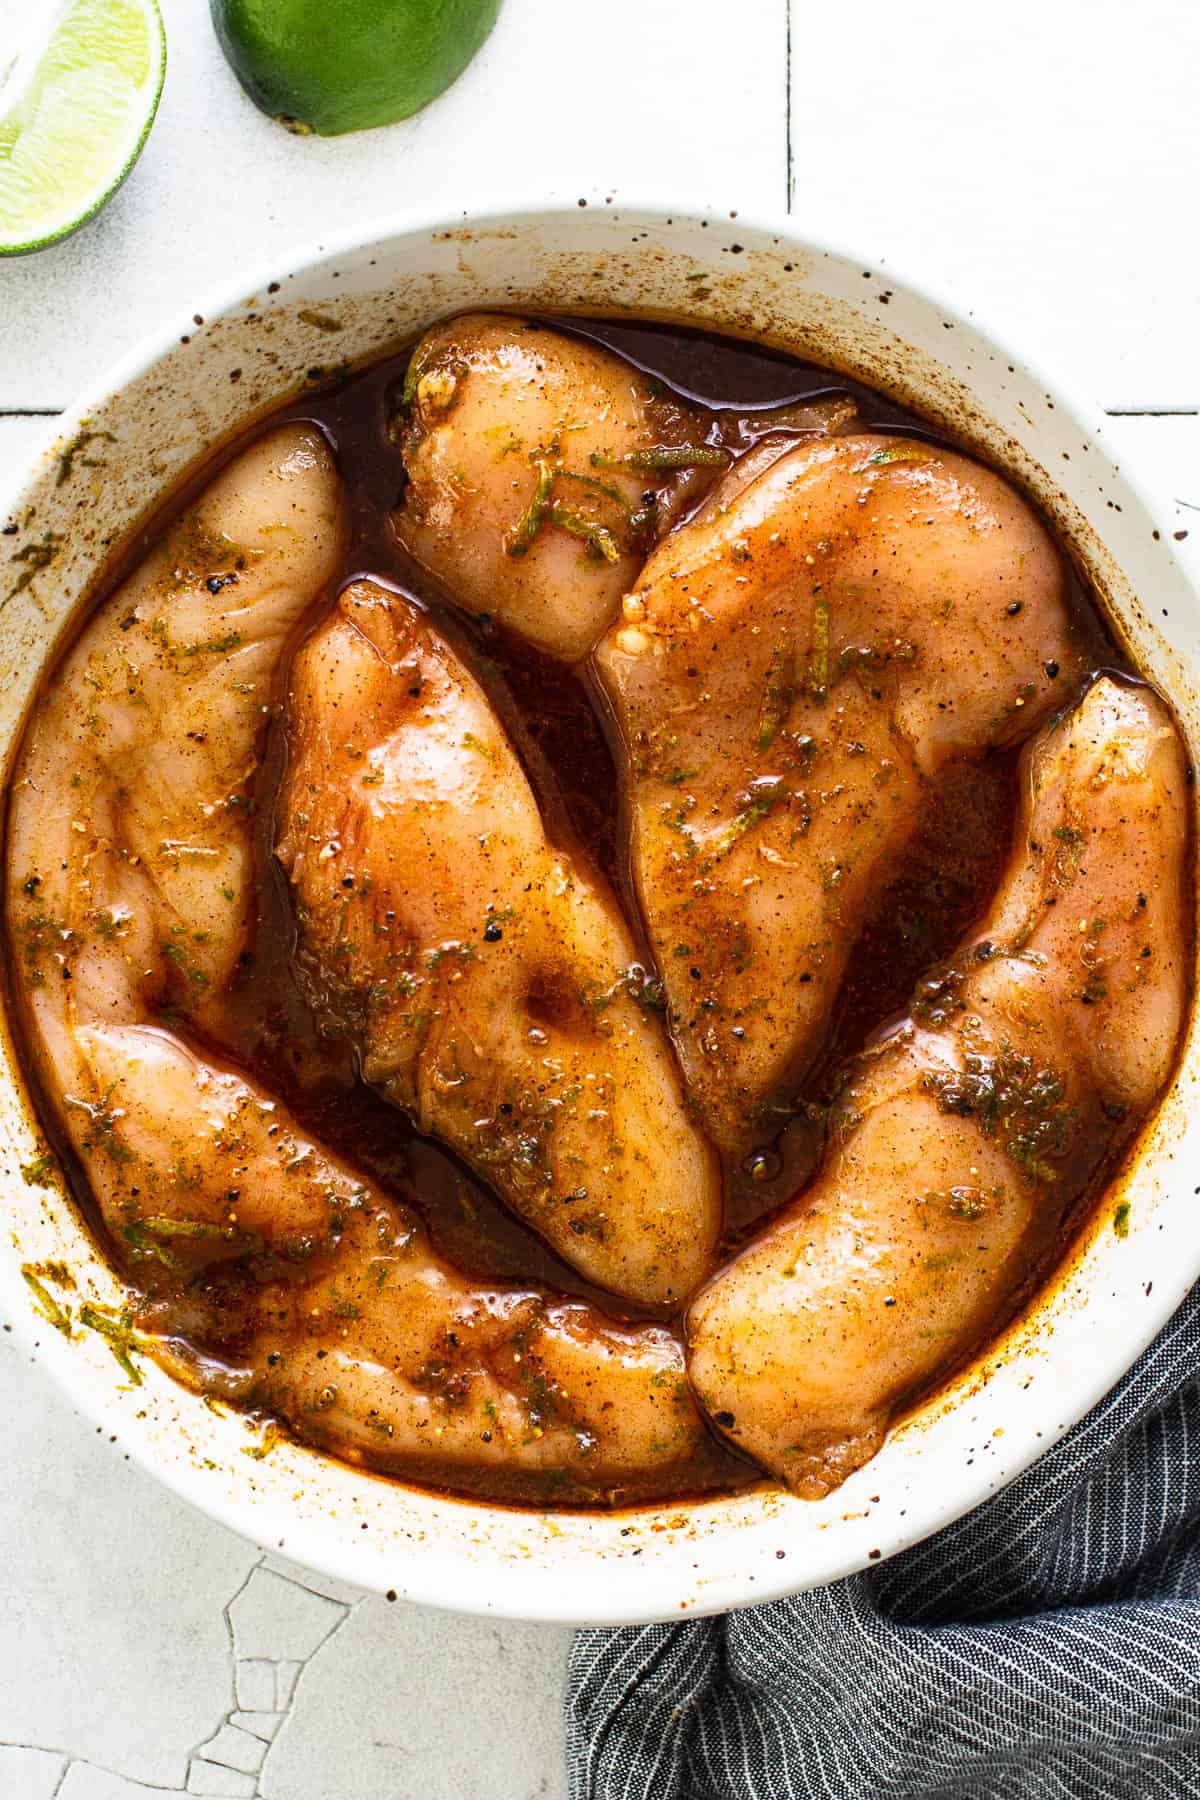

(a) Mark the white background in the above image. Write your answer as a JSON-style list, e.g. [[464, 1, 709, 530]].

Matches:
[[0, 1, 1197, 1795]]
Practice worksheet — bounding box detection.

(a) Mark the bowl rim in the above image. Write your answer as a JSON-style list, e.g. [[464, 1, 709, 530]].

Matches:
[[2, 194, 1196, 1624]]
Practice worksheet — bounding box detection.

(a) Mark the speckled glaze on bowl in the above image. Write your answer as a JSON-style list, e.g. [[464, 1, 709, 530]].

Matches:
[[1, 204, 1196, 1625]]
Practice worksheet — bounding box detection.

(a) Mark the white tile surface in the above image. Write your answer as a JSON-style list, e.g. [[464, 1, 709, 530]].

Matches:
[[0, 1328, 570, 1800], [1100, 413, 1200, 514], [787, 0, 1200, 409], [0, 1746, 66, 1799], [263, 1606, 572, 1800], [0, 2, 1197, 1796], [0, 0, 787, 407], [0, 414, 56, 472]]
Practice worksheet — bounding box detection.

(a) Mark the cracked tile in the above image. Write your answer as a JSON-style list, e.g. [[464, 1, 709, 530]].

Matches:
[[0, 1744, 65, 1797], [261, 1556, 365, 1610], [228, 1713, 281, 1744], [0, 1346, 257, 1789], [59, 1766, 180, 1799], [167, 1561, 355, 1799], [185, 1762, 256, 1798], [228, 1568, 347, 1666], [192, 1725, 266, 1777], [263, 1602, 570, 1800], [273, 1665, 304, 1712], [232, 1664, 276, 1716]]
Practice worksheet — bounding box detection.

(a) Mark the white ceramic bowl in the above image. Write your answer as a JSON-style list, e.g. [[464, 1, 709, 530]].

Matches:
[[2, 203, 1196, 1625]]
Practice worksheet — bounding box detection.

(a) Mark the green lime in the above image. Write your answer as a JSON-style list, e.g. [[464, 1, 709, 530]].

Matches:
[[0, 0, 166, 257], [211, 0, 502, 137]]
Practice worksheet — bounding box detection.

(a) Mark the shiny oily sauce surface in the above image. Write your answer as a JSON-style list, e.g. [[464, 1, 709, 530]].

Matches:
[[6, 313, 1183, 1510]]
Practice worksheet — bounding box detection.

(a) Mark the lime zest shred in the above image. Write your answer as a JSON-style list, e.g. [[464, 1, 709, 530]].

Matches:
[[21, 1266, 72, 1336], [139, 1214, 229, 1240], [557, 467, 630, 509], [79, 1301, 145, 1383], [864, 441, 938, 469], [505, 460, 555, 558], [757, 641, 797, 750], [590, 445, 730, 473], [243, 1420, 282, 1461], [546, 504, 621, 563], [20, 1152, 57, 1188]]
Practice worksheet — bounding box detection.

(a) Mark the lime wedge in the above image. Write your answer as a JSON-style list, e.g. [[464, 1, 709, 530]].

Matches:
[[0, 0, 166, 256]]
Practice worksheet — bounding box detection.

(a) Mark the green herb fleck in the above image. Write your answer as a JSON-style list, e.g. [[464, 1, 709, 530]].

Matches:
[[243, 1421, 282, 1460], [712, 777, 787, 859], [461, 731, 496, 763], [557, 467, 630, 508], [70, 1083, 133, 1164], [546, 504, 621, 562], [866, 441, 937, 468], [21, 1266, 71, 1335], [1051, 823, 1084, 887], [758, 640, 797, 750], [925, 1047, 1072, 1185], [140, 1215, 230, 1241], [56, 426, 117, 487], [79, 1303, 145, 1383], [5, 531, 62, 604], [505, 460, 556, 557], [808, 599, 831, 704], [590, 444, 729, 473]]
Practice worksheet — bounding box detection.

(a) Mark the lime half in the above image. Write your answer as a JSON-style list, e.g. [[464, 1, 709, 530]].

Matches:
[[0, 0, 166, 256], [212, 0, 500, 137]]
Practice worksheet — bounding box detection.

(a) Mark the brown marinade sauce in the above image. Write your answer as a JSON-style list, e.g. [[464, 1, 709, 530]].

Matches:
[[3, 314, 1158, 1509]]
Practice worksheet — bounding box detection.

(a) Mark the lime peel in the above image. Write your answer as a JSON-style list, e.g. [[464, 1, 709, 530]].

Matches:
[[0, 0, 166, 257], [211, 0, 501, 138]]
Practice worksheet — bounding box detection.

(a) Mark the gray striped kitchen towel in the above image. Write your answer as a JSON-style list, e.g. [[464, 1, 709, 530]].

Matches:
[[567, 1279, 1200, 1798]]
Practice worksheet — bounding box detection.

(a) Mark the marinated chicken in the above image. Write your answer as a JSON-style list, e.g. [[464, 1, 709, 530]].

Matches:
[[7, 426, 718, 1499], [9, 425, 345, 1089], [234, 1197, 710, 1499], [277, 579, 719, 1305], [71, 1030, 714, 1499], [393, 312, 728, 659], [6, 312, 1191, 1514], [688, 677, 1189, 1494], [596, 435, 1088, 1152]]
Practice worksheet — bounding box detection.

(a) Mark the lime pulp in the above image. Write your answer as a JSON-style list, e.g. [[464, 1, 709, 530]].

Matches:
[[0, 0, 166, 256]]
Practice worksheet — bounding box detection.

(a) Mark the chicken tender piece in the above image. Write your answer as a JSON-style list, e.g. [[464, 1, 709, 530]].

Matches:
[[393, 312, 727, 660], [238, 1198, 713, 1502], [277, 580, 719, 1305], [7, 434, 711, 1498], [688, 677, 1189, 1494], [8, 425, 345, 1116], [87, 1038, 712, 1500], [596, 434, 1087, 1151]]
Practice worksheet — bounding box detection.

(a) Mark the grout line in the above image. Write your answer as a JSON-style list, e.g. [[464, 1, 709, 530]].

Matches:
[[0, 409, 62, 418], [784, 0, 793, 213]]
